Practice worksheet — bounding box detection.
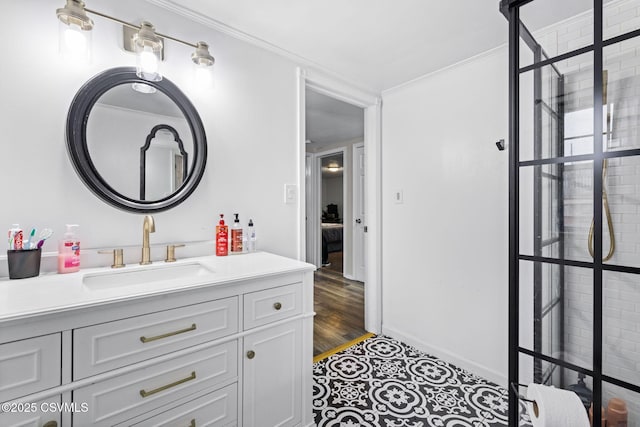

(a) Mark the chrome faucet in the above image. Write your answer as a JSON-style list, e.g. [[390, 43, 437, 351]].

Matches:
[[141, 215, 155, 265]]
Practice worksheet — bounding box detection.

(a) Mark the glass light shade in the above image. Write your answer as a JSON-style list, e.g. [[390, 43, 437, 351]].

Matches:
[[136, 45, 162, 81], [133, 22, 163, 82], [131, 82, 157, 94], [58, 20, 91, 63], [193, 63, 213, 89], [191, 41, 214, 89]]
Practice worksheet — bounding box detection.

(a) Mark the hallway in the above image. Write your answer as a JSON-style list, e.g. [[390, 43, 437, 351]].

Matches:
[[313, 251, 366, 356]]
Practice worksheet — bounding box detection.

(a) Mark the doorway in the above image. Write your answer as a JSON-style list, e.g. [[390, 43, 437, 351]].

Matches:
[[304, 87, 367, 356]]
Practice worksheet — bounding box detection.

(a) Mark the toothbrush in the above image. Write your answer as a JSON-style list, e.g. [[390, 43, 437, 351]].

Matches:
[[25, 228, 36, 250], [35, 228, 53, 249]]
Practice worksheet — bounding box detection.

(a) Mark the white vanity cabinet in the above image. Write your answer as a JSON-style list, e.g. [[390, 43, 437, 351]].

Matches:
[[0, 253, 315, 427]]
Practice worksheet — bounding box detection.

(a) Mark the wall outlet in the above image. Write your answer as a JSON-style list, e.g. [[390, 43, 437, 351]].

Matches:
[[284, 184, 297, 204], [394, 190, 403, 204]]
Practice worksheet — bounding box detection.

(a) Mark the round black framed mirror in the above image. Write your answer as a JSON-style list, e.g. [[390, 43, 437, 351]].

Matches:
[[66, 67, 207, 213]]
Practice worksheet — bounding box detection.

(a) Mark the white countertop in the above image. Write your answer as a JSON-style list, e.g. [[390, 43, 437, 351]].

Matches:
[[0, 252, 315, 323]]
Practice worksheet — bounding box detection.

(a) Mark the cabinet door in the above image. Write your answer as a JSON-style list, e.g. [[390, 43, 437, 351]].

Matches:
[[243, 320, 301, 427], [0, 334, 61, 402], [0, 396, 62, 427]]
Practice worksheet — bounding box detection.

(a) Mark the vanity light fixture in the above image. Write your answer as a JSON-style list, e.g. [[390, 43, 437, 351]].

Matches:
[[192, 42, 215, 67], [133, 21, 163, 81], [327, 163, 341, 172], [56, 0, 93, 63], [55, 1, 216, 82]]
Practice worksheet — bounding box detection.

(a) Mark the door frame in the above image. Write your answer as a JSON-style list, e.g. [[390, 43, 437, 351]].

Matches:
[[296, 67, 382, 334]]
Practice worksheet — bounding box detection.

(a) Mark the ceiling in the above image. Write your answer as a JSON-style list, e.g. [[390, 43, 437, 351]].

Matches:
[[150, 0, 511, 93], [306, 89, 364, 147], [150, 1, 599, 93]]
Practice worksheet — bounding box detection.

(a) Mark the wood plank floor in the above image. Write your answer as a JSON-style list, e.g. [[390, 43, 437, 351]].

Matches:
[[313, 251, 366, 356]]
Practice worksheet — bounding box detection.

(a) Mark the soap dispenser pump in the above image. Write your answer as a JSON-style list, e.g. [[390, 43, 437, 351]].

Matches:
[[58, 224, 80, 273]]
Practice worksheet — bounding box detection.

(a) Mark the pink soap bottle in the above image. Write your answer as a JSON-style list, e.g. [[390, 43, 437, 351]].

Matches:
[[58, 224, 80, 274]]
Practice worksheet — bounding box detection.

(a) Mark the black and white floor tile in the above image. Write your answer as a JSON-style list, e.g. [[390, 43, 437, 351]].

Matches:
[[313, 335, 533, 427]]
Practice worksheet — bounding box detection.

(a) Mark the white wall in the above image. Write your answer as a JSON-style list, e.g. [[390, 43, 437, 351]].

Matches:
[[0, 0, 301, 270], [381, 48, 510, 385]]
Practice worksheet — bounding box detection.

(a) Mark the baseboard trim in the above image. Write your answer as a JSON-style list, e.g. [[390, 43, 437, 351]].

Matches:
[[313, 332, 376, 363], [382, 326, 507, 388]]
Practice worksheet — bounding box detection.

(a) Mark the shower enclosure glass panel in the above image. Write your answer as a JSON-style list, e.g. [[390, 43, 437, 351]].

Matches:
[[604, 0, 640, 41], [519, 261, 593, 371], [603, 39, 640, 152], [519, 53, 593, 162], [603, 382, 640, 426], [599, 155, 640, 267], [505, 0, 640, 425], [519, 0, 593, 68], [603, 271, 640, 387], [519, 162, 594, 262]]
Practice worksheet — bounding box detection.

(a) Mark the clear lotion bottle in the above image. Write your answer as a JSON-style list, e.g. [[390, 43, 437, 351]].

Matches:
[[247, 219, 256, 252]]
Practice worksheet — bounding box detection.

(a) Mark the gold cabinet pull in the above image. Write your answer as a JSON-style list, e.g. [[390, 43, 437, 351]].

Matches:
[[43, 422, 58, 427], [140, 371, 196, 398], [273, 302, 282, 310], [247, 350, 256, 359], [140, 323, 197, 343]]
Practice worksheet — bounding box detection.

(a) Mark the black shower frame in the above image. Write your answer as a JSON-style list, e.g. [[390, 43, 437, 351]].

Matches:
[[501, 0, 640, 425]]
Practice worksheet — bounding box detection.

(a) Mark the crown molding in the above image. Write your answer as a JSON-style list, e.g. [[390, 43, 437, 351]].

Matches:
[[146, 0, 379, 96]]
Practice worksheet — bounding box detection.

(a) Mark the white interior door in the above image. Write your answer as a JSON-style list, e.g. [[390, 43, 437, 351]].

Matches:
[[353, 143, 366, 282], [304, 153, 316, 265]]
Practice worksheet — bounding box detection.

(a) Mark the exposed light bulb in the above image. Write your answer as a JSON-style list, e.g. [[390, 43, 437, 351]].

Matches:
[[140, 46, 158, 72], [64, 27, 86, 52], [59, 21, 91, 63], [193, 64, 213, 89], [134, 21, 162, 82]]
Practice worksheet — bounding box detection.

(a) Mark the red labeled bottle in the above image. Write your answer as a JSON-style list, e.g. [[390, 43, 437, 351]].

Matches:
[[216, 214, 228, 256]]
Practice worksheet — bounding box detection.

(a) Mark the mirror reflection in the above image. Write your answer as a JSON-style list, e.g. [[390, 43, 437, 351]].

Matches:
[[86, 83, 194, 201]]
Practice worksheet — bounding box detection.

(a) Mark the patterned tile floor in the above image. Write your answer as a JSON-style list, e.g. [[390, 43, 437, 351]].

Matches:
[[313, 335, 533, 427]]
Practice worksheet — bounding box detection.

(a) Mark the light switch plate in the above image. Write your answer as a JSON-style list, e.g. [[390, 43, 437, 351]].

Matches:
[[394, 190, 404, 204], [285, 184, 297, 204]]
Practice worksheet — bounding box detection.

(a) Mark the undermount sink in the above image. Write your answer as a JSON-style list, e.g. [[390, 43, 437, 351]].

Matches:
[[83, 262, 215, 289]]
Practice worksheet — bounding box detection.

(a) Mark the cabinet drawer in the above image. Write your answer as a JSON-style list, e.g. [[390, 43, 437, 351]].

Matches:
[[73, 341, 237, 427], [128, 384, 237, 427], [0, 396, 63, 427], [73, 297, 238, 379], [243, 284, 302, 329], [0, 334, 61, 402]]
